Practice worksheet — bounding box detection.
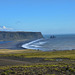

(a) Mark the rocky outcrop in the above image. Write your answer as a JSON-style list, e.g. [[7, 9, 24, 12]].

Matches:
[[0, 31, 43, 41]]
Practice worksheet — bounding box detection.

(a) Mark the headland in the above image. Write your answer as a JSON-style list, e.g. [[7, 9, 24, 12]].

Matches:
[[0, 31, 43, 49]]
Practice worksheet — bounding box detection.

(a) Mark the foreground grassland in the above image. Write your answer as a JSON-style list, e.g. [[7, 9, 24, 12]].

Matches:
[[0, 49, 75, 59], [0, 49, 75, 75], [0, 49, 38, 54], [0, 64, 75, 75]]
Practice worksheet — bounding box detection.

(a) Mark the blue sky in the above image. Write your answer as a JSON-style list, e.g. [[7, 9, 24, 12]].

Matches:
[[0, 0, 75, 34]]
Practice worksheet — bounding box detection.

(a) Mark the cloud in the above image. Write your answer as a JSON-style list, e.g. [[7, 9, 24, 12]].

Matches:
[[0, 26, 13, 31], [3, 26, 6, 29]]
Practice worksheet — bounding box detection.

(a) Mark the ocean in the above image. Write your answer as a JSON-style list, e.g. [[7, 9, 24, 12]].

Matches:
[[22, 34, 75, 51]]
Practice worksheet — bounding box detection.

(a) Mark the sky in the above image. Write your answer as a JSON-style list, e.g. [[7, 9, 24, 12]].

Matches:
[[0, 0, 75, 34]]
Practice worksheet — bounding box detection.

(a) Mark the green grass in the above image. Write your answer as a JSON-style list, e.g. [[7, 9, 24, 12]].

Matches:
[[1, 50, 75, 59], [0, 49, 39, 54], [0, 49, 75, 75], [0, 64, 75, 75]]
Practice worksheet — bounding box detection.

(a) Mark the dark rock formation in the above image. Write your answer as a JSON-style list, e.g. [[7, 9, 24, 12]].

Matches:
[[0, 31, 43, 41]]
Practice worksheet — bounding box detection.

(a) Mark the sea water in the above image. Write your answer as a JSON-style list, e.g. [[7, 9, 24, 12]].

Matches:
[[22, 34, 75, 51], [0, 41, 12, 44]]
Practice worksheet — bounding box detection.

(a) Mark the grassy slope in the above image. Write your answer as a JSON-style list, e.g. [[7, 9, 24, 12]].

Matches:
[[0, 49, 75, 59], [0, 49, 39, 54], [0, 49, 75, 75]]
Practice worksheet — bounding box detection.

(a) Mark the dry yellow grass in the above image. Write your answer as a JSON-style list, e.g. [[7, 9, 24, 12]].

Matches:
[[0, 49, 39, 54], [0, 49, 75, 60]]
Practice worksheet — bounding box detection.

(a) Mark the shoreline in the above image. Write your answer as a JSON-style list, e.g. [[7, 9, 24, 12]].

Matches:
[[0, 39, 34, 50], [0, 38, 43, 50], [21, 38, 43, 49], [0, 39, 75, 51]]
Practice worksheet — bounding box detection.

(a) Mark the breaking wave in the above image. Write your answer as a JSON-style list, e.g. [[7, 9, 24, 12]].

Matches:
[[21, 38, 45, 49]]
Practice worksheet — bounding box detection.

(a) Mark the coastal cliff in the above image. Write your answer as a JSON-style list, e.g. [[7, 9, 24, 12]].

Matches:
[[0, 31, 43, 41]]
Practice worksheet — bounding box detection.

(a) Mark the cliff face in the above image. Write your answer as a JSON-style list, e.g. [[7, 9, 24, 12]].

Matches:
[[0, 31, 43, 41]]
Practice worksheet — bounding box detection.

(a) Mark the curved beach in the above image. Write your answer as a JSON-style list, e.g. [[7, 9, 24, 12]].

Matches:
[[0, 40, 32, 50]]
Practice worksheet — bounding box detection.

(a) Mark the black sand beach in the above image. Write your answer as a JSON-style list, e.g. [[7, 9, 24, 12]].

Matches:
[[0, 39, 32, 50]]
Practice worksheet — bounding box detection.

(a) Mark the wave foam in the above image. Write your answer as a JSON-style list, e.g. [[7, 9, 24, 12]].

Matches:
[[21, 38, 43, 49]]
